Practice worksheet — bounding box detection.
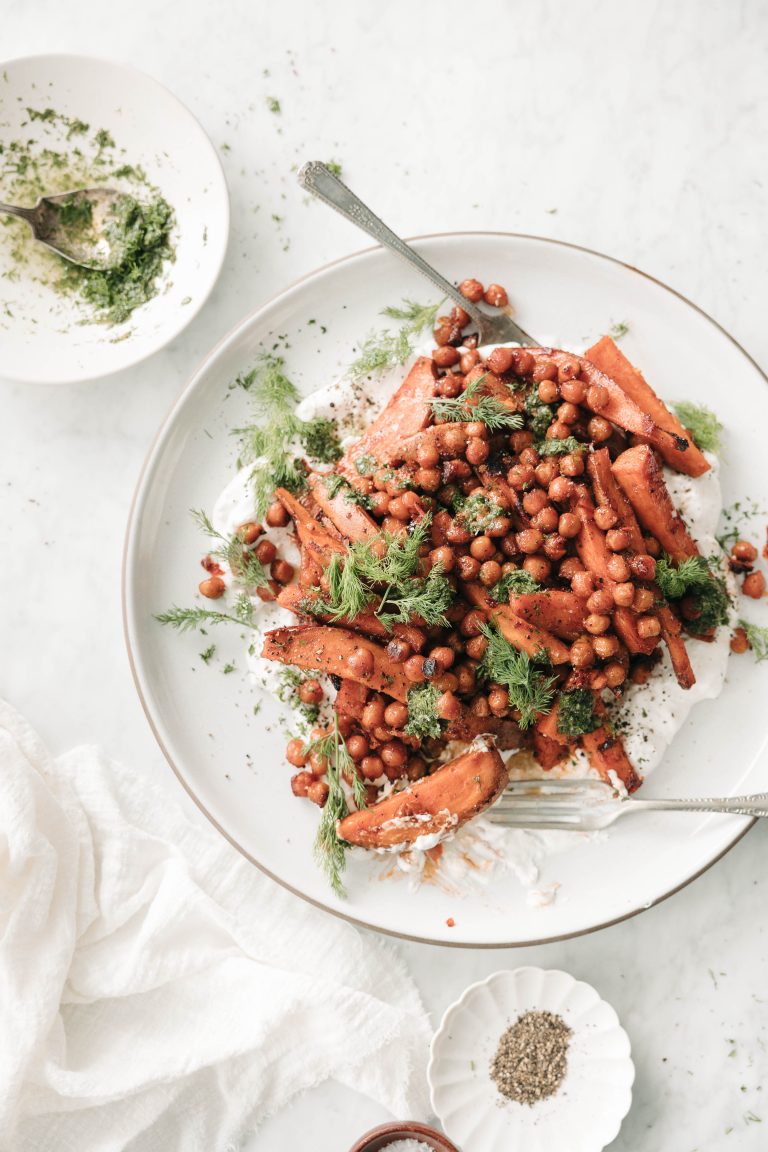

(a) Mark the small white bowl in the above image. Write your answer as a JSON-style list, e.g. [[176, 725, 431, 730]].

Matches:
[[428, 968, 634, 1152], [0, 54, 229, 383]]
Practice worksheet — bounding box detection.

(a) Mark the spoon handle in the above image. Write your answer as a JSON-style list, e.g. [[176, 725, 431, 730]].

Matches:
[[297, 161, 486, 329], [630, 793, 768, 817], [0, 201, 35, 223]]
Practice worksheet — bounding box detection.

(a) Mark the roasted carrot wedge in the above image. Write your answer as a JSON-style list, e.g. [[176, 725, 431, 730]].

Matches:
[[571, 484, 616, 582], [585, 336, 710, 477], [339, 356, 438, 478], [532, 726, 571, 770], [337, 743, 508, 850], [586, 449, 645, 552], [308, 473, 379, 542], [581, 725, 642, 792], [613, 606, 660, 656], [534, 704, 571, 746], [463, 584, 572, 663], [507, 591, 587, 641], [657, 603, 696, 689], [262, 624, 411, 700], [333, 679, 370, 721], [612, 445, 699, 563]]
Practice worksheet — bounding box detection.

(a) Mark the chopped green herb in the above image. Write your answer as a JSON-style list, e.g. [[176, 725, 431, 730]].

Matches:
[[404, 683, 445, 740], [556, 688, 600, 737], [222, 662, 236, 674], [430, 374, 524, 432], [671, 401, 723, 454], [524, 390, 555, 439], [277, 668, 321, 729], [489, 570, 542, 603], [325, 160, 343, 177], [536, 437, 586, 457], [200, 644, 216, 664], [300, 417, 342, 463], [609, 321, 630, 339], [655, 554, 731, 635], [478, 623, 556, 728], [266, 96, 281, 114], [739, 620, 768, 661], [456, 490, 506, 533], [354, 453, 379, 477]]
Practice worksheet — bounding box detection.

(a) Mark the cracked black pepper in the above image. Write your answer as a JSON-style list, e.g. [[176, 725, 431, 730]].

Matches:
[[490, 1010, 572, 1105]]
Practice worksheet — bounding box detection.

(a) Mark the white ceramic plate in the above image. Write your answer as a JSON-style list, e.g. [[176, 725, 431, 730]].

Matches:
[[428, 968, 634, 1152], [0, 55, 229, 383], [123, 232, 768, 947]]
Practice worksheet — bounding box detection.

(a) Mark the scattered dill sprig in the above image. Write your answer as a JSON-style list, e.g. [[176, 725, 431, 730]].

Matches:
[[478, 623, 556, 728], [609, 321, 630, 340], [738, 620, 768, 662], [655, 554, 731, 635], [200, 644, 216, 664], [155, 593, 256, 632], [347, 297, 443, 381], [671, 401, 723, 455], [430, 374, 524, 432], [190, 509, 271, 591], [536, 437, 586, 457], [404, 683, 445, 741], [311, 516, 454, 628], [266, 96, 281, 114], [489, 570, 542, 603], [306, 714, 366, 896], [556, 688, 600, 738], [235, 353, 342, 515]]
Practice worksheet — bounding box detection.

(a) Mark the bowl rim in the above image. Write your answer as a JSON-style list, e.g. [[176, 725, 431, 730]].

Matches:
[[122, 229, 760, 948], [0, 51, 230, 384]]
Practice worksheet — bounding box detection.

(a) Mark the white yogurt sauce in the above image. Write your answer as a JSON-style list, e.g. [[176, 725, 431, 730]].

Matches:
[[213, 347, 733, 900]]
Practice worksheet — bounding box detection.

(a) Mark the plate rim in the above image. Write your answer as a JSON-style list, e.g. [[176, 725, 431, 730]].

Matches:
[[0, 51, 230, 385], [122, 229, 761, 948]]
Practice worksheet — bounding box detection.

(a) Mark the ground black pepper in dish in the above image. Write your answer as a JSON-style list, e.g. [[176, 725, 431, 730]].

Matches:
[[490, 1010, 572, 1105]]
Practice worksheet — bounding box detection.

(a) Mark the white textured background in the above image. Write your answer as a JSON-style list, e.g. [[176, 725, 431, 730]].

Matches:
[[2, 1, 767, 1149]]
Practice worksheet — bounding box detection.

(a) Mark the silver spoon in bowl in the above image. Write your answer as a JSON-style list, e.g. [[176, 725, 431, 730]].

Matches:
[[0, 186, 125, 271], [297, 161, 537, 347]]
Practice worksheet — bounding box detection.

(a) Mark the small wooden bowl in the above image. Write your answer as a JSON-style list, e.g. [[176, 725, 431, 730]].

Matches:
[[348, 1121, 459, 1152]]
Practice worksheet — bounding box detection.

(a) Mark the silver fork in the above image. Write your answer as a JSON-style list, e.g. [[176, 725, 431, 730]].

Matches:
[[486, 778, 768, 831], [297, 160, 537, 348]]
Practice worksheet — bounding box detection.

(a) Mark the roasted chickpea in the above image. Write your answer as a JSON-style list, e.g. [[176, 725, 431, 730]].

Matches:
[[456, 554, 481, 581], [254, 539, 277, 565], [459, 277, 484, 303], [433, 345, 460, 368], [511, 430, 535, 454], [547, 421, 572, 442], [533, 507, 559, 534], [629, 553, 657, 581], [604, 661, 627, 688], [560, 452, 585, 477], [484, 283, 508, 307], [298, 678, 324, 705], [271, 558, 294, 585], [386, 637, 412, 663], [437, 690, 462, 721], [535, 458, 560, 487], [488, 685, 510, 716], [594, 508, 618, 533], [633, 587, 655, 613], [460, 609, 487, 638], [404, 655, 427, 682], [631, 662, 653, 685], [362, 698, 386, 730], [479, 560, 503, 587], [368, 491, 391, 517], [537, 379, 560, 404], [556, 354, 581, 382], [532, 358, 558, 383], [466, 421, 489, 440], [613, 582, 635, 607], [560, 378, 587, 404], [470, 694, 492, 718], [744, 571, 766, 598], [415, 437, 440, 467], [558, 512, 581, 539], [732, 540, 758, 563], [428, 647, 454, 672], [442, 426, 469, 456], [513, 349, 535, 376], [266, 501, 290, 528], [383, 702, 409, 729], [306, 779, 329, 806], [347, 733, 371, 761], [517, 528, 544, 554], [469, 535, 495, 562], [486, 517, 512, 538], [507, 463, 536, 491], [585, 613, 611, 635], [520, 489, 547, 517], [606, 528, 631, 552], [730, 626, 750, 654], [433, 322, 456, 347], [237, 521, 263, 545], [557, 402, 581, 425], [636, 615, 661, 639], [381, 741, 408, 770], [487, 346, 516, 374], [460, 349, 480, 373], [592, 634, 620, 660], [571, 571, 595, 598], [360, 755, 385, 781], [523, 555, 553, 581], [548, 475, 575, 504], [587, 416, 613, 442], [199, 575, 226, 599], [435, 670, 459, 693], [644, 535, 661, 557], [589, 670, 609, 692], [570, 636, 595, 668], [465, 634, 489, 660], [286, 737, 308, 768], [308, 750, 328, 777], [291, 771, 313, 798], [455, 662, 477, 693], [558, 556, 585, 580], [587, 589, 614, 614], [466, 438, 490, 466], [446, 519, 472, 545], [586, 383, 609, 411], [606, 554, 630, 583], [430, 545, 455, 573]]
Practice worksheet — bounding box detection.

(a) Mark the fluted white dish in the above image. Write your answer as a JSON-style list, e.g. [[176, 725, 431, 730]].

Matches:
[[428, 967, 634, 1152]]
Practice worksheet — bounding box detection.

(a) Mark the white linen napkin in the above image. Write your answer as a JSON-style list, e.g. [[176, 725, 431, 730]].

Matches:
[[0, 699, 431, 1152]]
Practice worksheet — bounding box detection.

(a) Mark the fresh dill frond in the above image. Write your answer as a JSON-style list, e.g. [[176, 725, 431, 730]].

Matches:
[[430, 374, 524, 432], [190, 508, 271, 591], [377, 563, 454, 628], [324, 551, 371, 620], [200, 644, 216, 663], [307, 714, 366, 896], [655, 554, 731, 635], [556, 688, 600, 737], [348, 297, 443, 382], [536, 436, 586, 457], [671, 401, 723, 455], [489, 570, 542, 603], [478, 623, 557, 728], [381, 298, 443, 331], [155, 599, 256, 632], [609, 321, 630, 339], [404, 683, 445, 741], [739, 620, 768, 661]]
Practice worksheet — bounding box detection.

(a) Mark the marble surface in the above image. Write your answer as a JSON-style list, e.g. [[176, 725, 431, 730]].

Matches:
[[2, 0, 768, 1148]]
